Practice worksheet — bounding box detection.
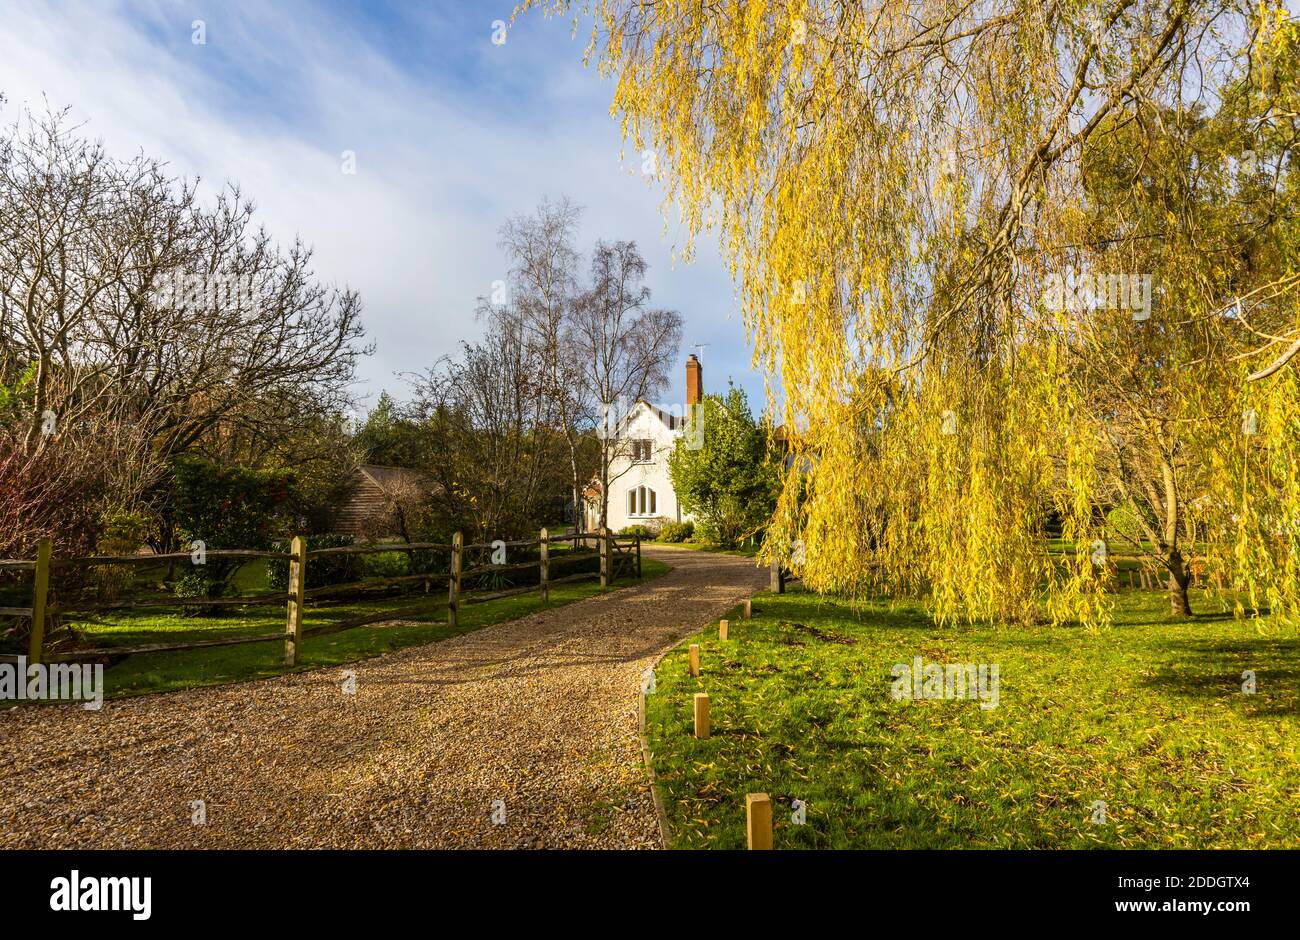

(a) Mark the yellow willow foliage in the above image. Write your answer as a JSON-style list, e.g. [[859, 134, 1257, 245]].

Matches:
[[1196, 365, 1300, 628], [521, 0, 1295, 628]]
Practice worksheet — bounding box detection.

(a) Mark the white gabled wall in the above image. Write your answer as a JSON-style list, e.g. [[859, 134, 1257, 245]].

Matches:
[[588, 401, 693, 532]]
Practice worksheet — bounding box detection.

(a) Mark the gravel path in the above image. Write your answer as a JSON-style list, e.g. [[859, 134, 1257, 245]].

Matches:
[[0, 547, 767, 849]]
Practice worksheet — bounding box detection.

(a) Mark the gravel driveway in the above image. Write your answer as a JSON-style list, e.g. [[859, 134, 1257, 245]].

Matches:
[[0, 547, 767, 849]]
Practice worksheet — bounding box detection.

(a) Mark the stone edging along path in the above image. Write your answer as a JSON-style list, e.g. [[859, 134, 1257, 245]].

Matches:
[[0, 545, 768, 849]]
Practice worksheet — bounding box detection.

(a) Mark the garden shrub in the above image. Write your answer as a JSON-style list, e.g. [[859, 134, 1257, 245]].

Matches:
[[361, 550, 409, 579], [171, 456, 296, 598], [267, 534, 362, 590], [92, 509, 151, 601], [169, 457, 297, 612], [657, 520, 694, 543], [173, 569, 223, 616]]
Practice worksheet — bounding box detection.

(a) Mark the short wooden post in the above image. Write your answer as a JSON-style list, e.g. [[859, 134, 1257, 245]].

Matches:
[[448, 531, 463, 628], [284, 535, 307, 666], [27, 538, 52, 666], [599, 526, 609, 588], [694, 692, 710, 739], [746, 793, 773, 850], [770, 555, 785, 593], [719, 619, 729, 641], [539, 527, 550, 604], [743, 598, 753, 619], [636, 535, 642, 578], [689, 643, 700, 676]]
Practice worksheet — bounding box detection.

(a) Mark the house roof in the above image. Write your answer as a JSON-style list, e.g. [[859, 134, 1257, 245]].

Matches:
[[357, 464, 427, 491], [332, 465, 434, 536], [604, 399, 687, 437]]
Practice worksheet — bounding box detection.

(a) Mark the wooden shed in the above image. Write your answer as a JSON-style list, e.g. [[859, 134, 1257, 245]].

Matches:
[[332, 464, 431, 537]]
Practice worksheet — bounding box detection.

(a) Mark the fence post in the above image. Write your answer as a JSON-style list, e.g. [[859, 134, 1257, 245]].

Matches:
[[770, 554, 785, 593], [539, 527, 550, 604], [636, 535, 642, 578], [599, 527, 609, 588], [448, 531, 463, 627], [746, 793, 774, 850], [284, 535, 307, 666], [27, 538, 52, 666]]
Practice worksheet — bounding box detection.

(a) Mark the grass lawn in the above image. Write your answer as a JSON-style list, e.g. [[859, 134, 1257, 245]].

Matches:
[[53, 557, 670, 700], [656, 541, 761, 558], [644, 585, 1300, 849]]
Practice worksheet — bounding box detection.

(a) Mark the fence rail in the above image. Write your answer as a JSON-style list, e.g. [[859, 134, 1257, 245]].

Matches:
[[2, 528, 642, 667]]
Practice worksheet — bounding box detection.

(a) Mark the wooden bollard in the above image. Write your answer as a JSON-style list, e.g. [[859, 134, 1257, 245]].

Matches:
[[746, 793, 773, 850], [743, 598, 752, 619], [694, 692, 710, 738], [719, 619, 729, 641], [689, 644, 700, 676]]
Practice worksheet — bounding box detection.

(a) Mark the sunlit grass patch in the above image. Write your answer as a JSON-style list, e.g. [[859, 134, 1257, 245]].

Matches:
[[644, 586, 1300, 849]]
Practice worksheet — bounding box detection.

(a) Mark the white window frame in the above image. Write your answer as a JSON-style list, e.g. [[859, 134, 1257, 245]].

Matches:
[[627, 485, 657, 518], [631, 439, 653, 463]]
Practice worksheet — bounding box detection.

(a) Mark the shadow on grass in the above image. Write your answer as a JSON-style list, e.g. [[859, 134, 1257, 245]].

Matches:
[[1138, 637, 1300, 716]]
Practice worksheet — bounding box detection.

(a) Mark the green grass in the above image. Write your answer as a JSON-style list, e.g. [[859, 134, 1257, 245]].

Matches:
[[657, 541, 761, 558], [55, 558, 670, 700], [644, 585, 1300, 849]]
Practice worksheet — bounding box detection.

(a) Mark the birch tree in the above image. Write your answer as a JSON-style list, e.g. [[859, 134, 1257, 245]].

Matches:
[[571, 240, 682, 530]]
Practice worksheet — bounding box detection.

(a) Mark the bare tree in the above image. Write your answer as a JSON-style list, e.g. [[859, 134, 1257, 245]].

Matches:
[[498, 197, 595, 532], [407, 303, 564, 540], [571, 240, 682, 530], [0, 105, 368, 552]]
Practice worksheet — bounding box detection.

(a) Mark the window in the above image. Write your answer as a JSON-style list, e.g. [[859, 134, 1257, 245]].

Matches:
[[627, 485, 657, 517], [631, 439, 652, 463]]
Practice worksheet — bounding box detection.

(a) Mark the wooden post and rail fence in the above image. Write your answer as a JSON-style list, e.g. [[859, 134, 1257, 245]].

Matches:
[[0, 530, 643, 668]]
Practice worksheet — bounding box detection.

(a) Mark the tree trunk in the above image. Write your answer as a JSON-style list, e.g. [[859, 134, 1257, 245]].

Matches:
[[568, 443, 583, 535], [1166, 548, 1192, 617], [599, 455, 609, 532]]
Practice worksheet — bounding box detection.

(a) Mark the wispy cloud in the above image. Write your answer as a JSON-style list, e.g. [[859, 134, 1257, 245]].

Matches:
[[0, 0, 760, 410]]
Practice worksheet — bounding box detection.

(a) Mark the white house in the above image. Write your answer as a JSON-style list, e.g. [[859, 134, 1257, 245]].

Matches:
[[583, 354, 703, 533]]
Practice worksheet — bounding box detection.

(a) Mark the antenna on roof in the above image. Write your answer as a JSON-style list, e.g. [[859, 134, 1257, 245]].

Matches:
[[692, 343, 709, 360]]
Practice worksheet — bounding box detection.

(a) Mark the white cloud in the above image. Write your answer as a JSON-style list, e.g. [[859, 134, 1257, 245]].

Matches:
[[0, 0, 760, 412]]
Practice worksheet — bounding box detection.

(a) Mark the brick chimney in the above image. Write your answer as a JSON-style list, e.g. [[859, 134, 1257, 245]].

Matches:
[[685, 354, 703, 406]]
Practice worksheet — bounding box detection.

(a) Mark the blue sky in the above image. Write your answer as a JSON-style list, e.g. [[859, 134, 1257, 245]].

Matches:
[[0, 0, 764, 415]]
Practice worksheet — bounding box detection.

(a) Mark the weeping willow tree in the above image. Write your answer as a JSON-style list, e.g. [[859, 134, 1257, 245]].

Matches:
[[525, 0, 1300, 627]]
